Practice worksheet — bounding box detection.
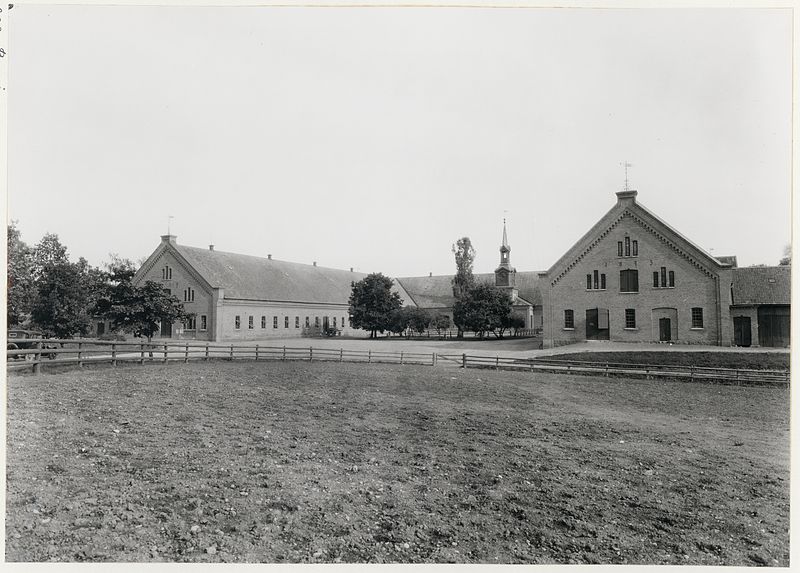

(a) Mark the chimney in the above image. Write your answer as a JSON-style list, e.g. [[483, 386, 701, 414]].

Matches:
[[429, 272, 432, 277], [268, 254, 272, 260], [313, 261, 317, 267], [616, 190, 638, 206], [209, 244, 214, 251], [161, 234, 177, 244], [350, 267, 353, 272]]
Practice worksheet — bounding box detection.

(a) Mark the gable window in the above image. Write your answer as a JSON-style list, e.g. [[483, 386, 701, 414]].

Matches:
[[248, 316, 254, 329], [620, 269, 639, 293], [586, 274, 592, 290], [235, 315, 241, 329], [624, 237, 631, 257], [632, 240, 638, 256], [668, 271, 675, 288], [617, 241, 623, 257], [183, 287, 195, 302], [661, 267, 667, 287], [625, 308, 636, 329], [162, 265, 173, 280], [564, 309, 574, 329], [273, 316, 278, 329], [586, 271, 606, 290], [691, 307, 704, 329], [653, 271, 659, 288], [284, 316, 289, 328]]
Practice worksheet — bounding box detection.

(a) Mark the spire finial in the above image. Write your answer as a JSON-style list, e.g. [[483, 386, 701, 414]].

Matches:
[[622, 161, 633, 191]]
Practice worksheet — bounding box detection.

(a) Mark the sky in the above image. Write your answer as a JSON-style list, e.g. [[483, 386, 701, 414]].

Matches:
[[6, 4, 793, 278]]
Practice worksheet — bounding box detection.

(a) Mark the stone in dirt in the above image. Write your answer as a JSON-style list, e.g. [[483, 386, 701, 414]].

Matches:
[[206, 546, 217, 554]]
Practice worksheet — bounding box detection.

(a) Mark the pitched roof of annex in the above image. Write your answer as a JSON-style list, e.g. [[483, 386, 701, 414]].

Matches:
[[396, 271, 542, 309], [731, 266, 791, 306]]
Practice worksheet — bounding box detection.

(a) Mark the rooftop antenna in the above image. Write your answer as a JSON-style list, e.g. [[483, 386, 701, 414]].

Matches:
[[167, 215, 174, 235], [622, 162, 633, 191]]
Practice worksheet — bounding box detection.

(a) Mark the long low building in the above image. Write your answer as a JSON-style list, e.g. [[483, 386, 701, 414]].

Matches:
[[129, 189, 789, 347]]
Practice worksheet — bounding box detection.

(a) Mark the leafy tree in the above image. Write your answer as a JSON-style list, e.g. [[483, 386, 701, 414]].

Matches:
[[389, 307, 414, 337], [348, 273, 403, 338], [31, 261, 94, 338], [451, 237, 476, 338], [431, 313, 451, 336], [408, 307, 432, 334], [7, 222, 35, 325], [389, 307, 432, 337], [98, 278, 189, 342], [779, 244, 791, 266], [452, 284, 512, 339], [32, 233, 69, 280], [498, 312, 527, 339]]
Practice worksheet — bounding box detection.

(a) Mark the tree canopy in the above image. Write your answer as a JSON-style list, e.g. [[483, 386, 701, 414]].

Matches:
[[30, 261, 94, 338], [452, 283, 513, 339], [348, 273, 403, 338], [7, 222, 35, 326]]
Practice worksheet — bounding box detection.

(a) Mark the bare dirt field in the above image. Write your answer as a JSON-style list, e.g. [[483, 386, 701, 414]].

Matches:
[[538, 351, 790, 371], [6, 361, 790, 564]]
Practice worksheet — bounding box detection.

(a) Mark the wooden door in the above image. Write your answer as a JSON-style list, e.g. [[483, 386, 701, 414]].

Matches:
[[659, 318, 671, 341], [160, 320, 172, 338], [733, 316, 752, 347]]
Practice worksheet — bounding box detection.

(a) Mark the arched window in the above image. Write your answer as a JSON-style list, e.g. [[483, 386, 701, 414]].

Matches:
[[620, 269, 639, 293]]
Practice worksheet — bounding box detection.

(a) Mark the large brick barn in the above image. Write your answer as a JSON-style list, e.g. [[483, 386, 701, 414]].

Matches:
[[130, 190, 789, 347]]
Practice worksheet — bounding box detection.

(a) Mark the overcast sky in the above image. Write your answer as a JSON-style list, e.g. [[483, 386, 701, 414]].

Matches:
[[7, 4, 792, 277]]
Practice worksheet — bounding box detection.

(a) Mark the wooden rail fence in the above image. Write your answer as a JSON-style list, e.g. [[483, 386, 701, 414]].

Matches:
[[6, 339, 789, 386]]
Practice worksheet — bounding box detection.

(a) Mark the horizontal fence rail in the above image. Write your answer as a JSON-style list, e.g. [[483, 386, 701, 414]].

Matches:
[[6, 339, 789, 386]]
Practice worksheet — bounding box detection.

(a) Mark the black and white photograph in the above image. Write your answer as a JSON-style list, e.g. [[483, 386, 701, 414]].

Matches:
[[3, 0, 794, 566]]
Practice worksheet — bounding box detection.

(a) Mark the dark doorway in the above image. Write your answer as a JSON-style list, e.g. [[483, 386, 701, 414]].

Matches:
[[323, 316, 330, 330], [160, 320, 172, 338], [659, 318, 671, 342], [585, 308, 609, 340], [733, 316, 752, 347], [757, 306, 790, 347], [96, 322, 105, 336]]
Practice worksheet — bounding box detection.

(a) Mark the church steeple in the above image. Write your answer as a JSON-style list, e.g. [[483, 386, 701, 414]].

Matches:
[[495, 219, 517, 298]]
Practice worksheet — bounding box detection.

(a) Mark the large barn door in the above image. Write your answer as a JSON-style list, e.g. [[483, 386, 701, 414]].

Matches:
[[586, 308, 610, 340], [160, 320, 172, 338], [659, 318, 671, 342], [733, 316, 752, 347], [757, 306, 790, 347]]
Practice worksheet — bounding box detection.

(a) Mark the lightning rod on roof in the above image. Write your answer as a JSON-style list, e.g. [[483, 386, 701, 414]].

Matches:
[[622, 162, 633, 191], [167, 215, 174, 235]]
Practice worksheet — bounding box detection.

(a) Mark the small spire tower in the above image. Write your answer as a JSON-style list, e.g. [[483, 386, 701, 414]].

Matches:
[[495, 219, 518, 301]]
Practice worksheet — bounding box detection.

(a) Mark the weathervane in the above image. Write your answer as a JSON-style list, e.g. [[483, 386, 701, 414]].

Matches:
[[622, 162, 633, 191]]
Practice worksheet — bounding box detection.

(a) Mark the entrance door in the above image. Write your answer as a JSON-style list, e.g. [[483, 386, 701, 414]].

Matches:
[[585, 309, 610, 340], [160, 320, 172, 338], [659, 318, 671, 342], [733, 316, 752, 347]]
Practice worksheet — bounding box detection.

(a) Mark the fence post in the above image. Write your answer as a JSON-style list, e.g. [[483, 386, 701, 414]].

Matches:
[[164, 344, 169, 363], [112, 343, 117, 367], [462, 353, 466, 369], [690, 365, 694, 382], [432, 353, 437, 367], [33, 343, 41, 375], [310, 347, 313, 362], [736, 369, 740, 386], [282, 346, 286, 361], [604, 362, 608, 377], [184, 342, 189, 363], [400, 352, 404, 365], [255, 345, 259, 361], [230, 344, 234, 361], [368, 349, 372, 363], [78, 342, 83, 368], [205, 343, 210, 361], [496, 356, 499, 370], [140, 343, 145, 365], [340, 348, 343, 362]]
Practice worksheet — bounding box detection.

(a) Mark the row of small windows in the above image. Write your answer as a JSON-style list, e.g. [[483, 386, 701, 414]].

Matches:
[[653, 268, 675, 288], [235, 315, 346, 330], [183, 287, 195, 302], [583, 269, 676, 293], [563, 308, 703, 329], [586, 270, 606, 290], [618, 237, 638, 258], [183, 315, 207, 331], [161, 265, 173, 280]]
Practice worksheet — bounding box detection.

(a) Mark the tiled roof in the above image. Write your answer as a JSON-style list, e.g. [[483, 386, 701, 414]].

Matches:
[[396, 272, 543, 309], [731, 266, 791, 306], [175, 245, 369, 304]]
